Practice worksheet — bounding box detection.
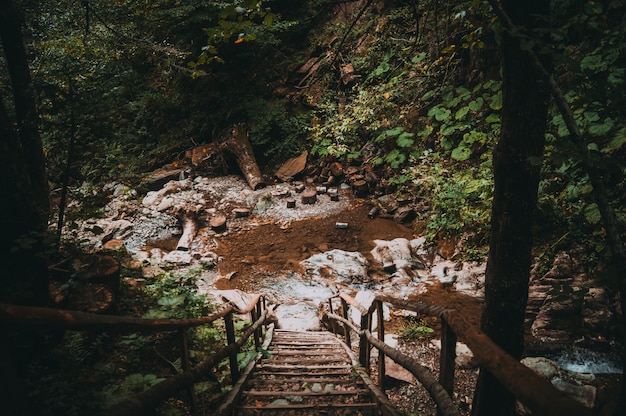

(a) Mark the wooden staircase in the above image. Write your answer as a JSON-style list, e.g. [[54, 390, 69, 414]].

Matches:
[[219, 328, 395, 415]]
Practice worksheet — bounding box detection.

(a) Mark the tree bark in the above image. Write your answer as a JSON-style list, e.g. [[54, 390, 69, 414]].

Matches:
[[222, 124, 266, 190], [0, 0, 49, 222], [471, 1, 551, 415]]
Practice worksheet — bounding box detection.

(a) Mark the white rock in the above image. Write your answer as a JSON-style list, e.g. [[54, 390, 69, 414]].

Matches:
[[162, 250, 192, 264], [300, 249, 369, 284]]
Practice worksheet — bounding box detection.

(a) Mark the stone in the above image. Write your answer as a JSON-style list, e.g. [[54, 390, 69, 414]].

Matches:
[[102, 239, 126, 252], [393, 206, 416, 223], [162, 250, 192, 264], [274, 304, 321, 331], [520, 357, 597, 411], [300, 249, 369, 284], [275, 151, 308, 182]]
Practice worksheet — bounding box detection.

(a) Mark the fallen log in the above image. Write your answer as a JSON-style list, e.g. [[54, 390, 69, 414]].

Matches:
[[187, 123, 266, 190], [222, 125, 266, 190], [176, 214, 198, 251]]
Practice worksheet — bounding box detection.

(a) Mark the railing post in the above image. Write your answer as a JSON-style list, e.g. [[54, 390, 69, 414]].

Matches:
[[328, 298, 338, 335], [438, 316, 457, 415], [358, 312, 370, 370], [224, 310, 239, 384], [251, 307, 260, 350], [376, 300, 385, 390], [179, 328, 198, 412], [341, 297, 351, 346]]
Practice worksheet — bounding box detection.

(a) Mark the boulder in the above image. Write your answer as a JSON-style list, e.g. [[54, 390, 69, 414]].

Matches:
[[275, 151, 308, 182], [300, 249, 369, 284]]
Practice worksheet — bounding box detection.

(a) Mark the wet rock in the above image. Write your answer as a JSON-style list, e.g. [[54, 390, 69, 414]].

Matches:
[[102, 239, 126, 252], [300, 249, 369, 284], [520, 357, 596, 412], [371, 238, 426, 278], [101, 219, 134, 242], [214, 289, 256, 311], [373, 194, 399, 214]]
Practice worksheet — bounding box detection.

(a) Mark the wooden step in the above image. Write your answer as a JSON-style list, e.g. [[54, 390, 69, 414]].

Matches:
[[223, 329, 394, 416]]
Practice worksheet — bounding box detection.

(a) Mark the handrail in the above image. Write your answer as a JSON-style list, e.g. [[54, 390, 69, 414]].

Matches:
[[327, 311, 459, 416], [102, 308, 268, 416], [325, 292, 596, 416], [0, 303, 233, 331], [0, 295, 269, 416]]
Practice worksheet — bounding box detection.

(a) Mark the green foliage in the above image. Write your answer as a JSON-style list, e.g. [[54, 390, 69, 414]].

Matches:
[[102, 373, 166, 404], [191, 0, 278, 70], [245, 98, 310, 165], [142, 268, 215, 319], [398, 316, 434, 341]]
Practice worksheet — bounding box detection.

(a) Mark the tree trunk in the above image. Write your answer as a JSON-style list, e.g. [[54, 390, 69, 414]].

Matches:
[[471, 1, 551, 415], [0, 0, 49, 223], [223, 124, 266, 190]]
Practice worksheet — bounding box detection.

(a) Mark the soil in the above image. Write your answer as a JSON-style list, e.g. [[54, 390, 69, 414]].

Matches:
[[212, 201, 483, 330]]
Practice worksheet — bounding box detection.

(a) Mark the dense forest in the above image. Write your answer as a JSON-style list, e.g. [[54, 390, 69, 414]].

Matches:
[[1, 0, 625, 415]]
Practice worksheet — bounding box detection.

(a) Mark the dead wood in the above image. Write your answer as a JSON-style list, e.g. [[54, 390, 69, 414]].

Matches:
[[210, 214, 227, 232], [187, 123, 266, 190], [301, 189, 317, 204], [222, 124, 266, 190], [176, 214, 197, 251]]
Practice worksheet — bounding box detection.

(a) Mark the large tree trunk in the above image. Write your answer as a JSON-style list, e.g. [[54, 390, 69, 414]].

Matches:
[[0, 0, 49, 223], [0, 0, 50, 306], [471, 1, 551, 415]]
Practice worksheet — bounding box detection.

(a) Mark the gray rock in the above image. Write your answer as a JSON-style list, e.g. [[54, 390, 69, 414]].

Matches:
[[162, 250, 192, 265]]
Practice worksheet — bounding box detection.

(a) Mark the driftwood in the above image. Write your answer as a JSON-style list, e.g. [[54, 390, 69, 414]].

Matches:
[[188, 124, 266, 190], [176, 214, 198, 251]]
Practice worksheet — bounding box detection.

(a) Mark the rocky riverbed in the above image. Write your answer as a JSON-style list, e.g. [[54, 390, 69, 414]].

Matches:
[[66, 172, 622, 414]]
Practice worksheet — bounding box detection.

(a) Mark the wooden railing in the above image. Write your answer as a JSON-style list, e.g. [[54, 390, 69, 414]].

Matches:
[[325, 292, 599, 416], [0, 295, 268, 416]]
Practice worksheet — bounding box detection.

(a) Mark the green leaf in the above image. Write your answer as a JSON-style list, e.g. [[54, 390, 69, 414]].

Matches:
[[158, 294, 187, 307], [584, 203, 601, 224], [396, 132, 415, 148], [386, 126, 404, 136], [455, 106, 470, 120], [411, 52, 427, 63], [584, 111, 600, 122], [603, 128, 626, 152], [580, 54, 606, 72], [488, 91, 502, 110], [469, 98, 484, 111], [588, 118, 614, 136], [428, 106, 449, 121], [485, 113, 500, 124], [451, 146, 472, 161]]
